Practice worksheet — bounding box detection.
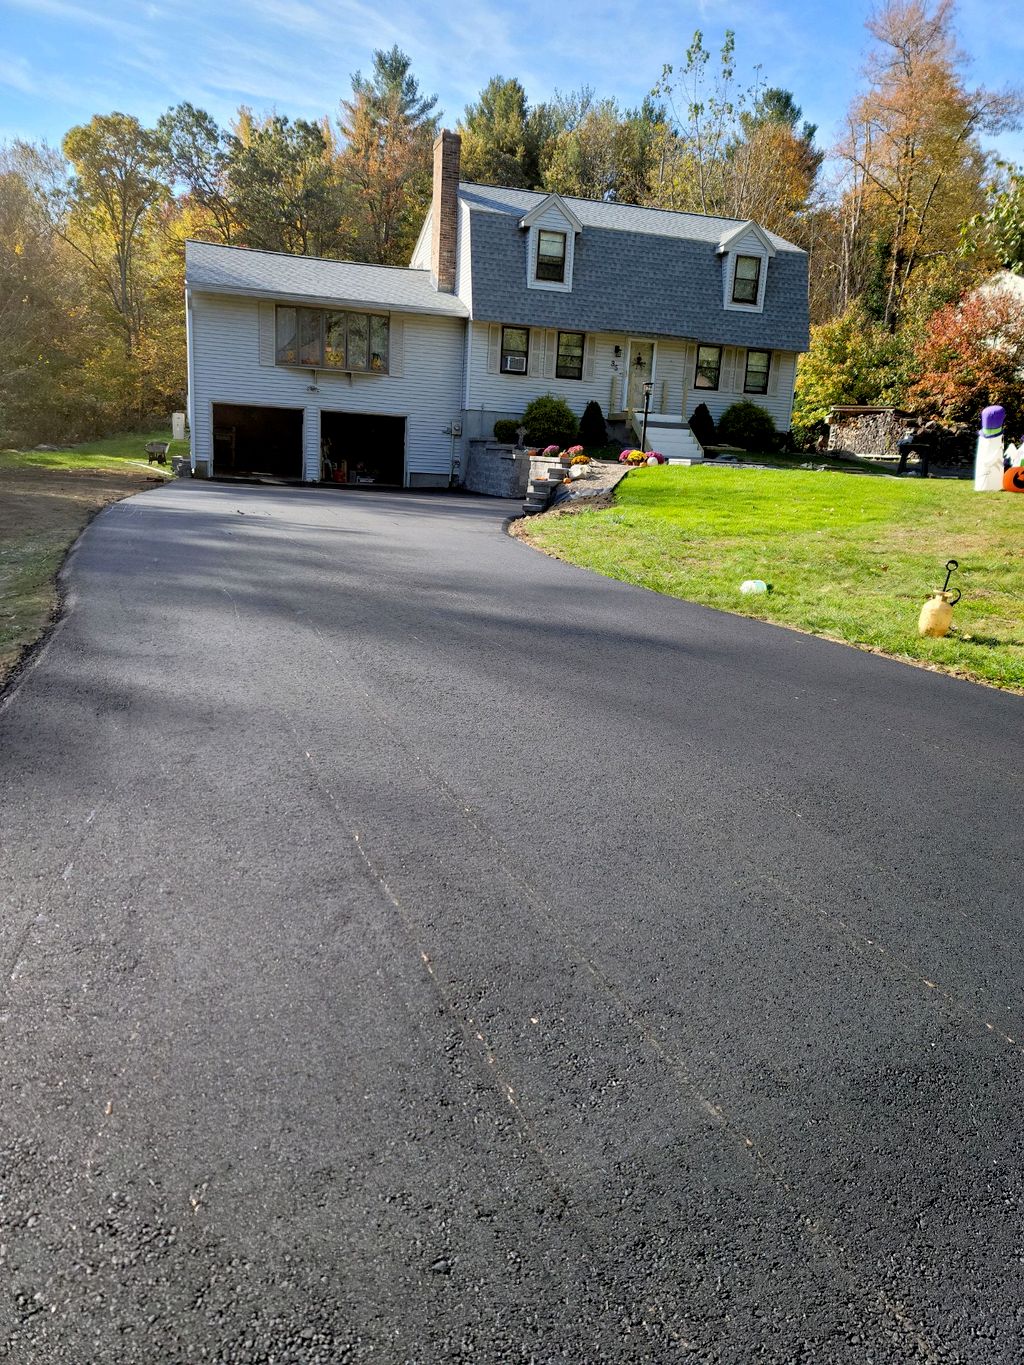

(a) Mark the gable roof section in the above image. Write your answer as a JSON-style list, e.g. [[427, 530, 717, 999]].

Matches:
[[459, 183, 803, 251], [717, 219, 777, 257], [460, 186, 809, 351], [518, 193, 583, 233], [184, 240, 469, 319]]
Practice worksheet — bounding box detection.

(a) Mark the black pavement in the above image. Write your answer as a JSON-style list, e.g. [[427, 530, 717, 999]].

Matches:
[[1, 480, 1022, 1364]]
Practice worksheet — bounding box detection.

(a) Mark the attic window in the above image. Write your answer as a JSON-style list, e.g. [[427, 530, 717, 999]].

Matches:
[[732, 255, 761, 305], [536, 231, 567, 283]]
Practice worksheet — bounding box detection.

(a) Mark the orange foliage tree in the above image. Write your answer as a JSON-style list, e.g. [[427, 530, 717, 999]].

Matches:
[[909, 287, 1024, 428]]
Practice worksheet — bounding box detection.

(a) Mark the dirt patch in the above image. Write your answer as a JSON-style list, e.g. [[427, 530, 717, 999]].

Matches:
[[0, 459, 166, 692]]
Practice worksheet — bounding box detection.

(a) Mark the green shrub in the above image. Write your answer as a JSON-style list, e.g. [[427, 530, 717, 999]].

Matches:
[[791, 301, 911, 444], [716, 401, 777, 450], [578, 400, 607, 447], [522, 394, 578, 449], [493, 418, 520, 443], [688, 402, 716, 448]]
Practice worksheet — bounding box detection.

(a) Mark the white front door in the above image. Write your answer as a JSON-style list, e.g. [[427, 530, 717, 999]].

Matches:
[[625, 340, 656, 413]]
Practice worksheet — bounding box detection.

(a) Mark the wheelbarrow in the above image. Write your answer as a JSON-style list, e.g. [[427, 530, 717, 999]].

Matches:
[[145, 441, 170, 465]]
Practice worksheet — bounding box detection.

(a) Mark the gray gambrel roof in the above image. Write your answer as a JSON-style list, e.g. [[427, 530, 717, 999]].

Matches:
[[184, 241, 469, 319], [460, 184, 809, 352]]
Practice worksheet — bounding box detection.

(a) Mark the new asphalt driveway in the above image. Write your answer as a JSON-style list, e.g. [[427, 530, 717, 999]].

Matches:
[[1, 480, 1022, 1364]]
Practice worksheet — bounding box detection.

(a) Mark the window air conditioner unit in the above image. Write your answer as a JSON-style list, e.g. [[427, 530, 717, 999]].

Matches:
[[504, 356, 527, 373]]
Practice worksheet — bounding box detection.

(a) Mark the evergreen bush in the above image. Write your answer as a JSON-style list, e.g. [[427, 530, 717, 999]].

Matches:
[[493, 418, 520, 443], [522, 395, 578, 449], [578, 400, 607, 447], [688, 402, 716, 448], [716, 401, 777, 450]]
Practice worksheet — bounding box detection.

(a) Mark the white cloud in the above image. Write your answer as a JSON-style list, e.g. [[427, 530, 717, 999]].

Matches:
[[0, 54, 38, 94]]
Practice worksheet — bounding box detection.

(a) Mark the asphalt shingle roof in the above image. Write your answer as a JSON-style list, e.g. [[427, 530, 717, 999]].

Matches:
[[459, 183, 803, 251], [460, 184, 810, 352], [184, 240, 469, 318]]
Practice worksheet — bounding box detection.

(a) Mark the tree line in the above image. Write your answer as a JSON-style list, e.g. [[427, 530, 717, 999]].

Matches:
[[1, 0, 1022, 446]]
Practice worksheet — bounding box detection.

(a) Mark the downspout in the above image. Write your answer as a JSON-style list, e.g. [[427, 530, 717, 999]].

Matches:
[[185, 288, 196, 473]]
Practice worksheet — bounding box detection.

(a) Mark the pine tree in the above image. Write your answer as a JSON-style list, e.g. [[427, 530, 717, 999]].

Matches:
[[338, 47, 440, 264]]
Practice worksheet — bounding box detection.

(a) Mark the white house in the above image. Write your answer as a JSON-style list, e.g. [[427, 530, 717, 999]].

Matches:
[[184, 131, 809, 485]]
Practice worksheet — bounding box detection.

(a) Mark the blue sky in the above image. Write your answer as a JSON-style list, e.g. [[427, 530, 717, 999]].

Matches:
[[2, 0, 1023, 168]]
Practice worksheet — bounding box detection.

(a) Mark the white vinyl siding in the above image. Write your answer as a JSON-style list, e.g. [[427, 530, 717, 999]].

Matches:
[[685, 346, 797, 430], [454, 200, 472, 311], [409, 211, 431, 269], [190, 292, 464, 483], [473, 322, 615, 413], [466, 325, 797, 432]]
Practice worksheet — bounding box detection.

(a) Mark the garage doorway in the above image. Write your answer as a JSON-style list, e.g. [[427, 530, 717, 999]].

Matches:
[[320, 411, 405, 487], [212, 404, 303, 479]]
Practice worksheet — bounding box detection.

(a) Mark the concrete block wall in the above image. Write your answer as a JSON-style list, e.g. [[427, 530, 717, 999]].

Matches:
[[463, 441, 531, 497]]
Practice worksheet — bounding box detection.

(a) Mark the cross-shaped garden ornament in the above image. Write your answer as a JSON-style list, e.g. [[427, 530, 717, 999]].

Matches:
[[515, 425, 527, 450]]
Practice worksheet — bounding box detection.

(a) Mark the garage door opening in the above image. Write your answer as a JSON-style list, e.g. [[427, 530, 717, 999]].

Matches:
[[320, 411, 405, 487], [212, 404, 303, 479]]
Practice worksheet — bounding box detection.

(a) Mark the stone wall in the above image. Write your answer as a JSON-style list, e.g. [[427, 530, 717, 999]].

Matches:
[[827, 410, 907, 457], [463, 441, 531, 497]]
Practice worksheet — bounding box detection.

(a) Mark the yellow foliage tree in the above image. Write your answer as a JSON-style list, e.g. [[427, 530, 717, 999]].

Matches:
[[836, 0, 1021, 327]]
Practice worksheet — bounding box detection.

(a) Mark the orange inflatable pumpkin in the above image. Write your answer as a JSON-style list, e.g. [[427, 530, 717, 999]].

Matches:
[[1003, 466, 1024, 492]]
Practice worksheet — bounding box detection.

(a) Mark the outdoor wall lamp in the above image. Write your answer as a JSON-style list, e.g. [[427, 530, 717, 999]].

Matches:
[[613, 345, 622, 357]]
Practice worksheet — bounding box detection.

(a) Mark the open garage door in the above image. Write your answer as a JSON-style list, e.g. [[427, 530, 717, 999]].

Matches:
[[212, 404, 303, 480], [320, 411, 405, 487]]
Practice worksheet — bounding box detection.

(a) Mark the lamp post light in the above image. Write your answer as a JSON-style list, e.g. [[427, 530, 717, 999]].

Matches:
[[641, 379, 653, 452]]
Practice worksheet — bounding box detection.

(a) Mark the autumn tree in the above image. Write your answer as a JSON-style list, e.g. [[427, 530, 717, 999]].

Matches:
[[58, 113, 167, 355], [728, 88, 824, 237], [836, 0, 1021, 328], [0, 152, 81, 442], [338, 46, 439, 264], [908, 286, 1024, 427], [791, 301, 912, 442], [157, 102, 234, 243], [542, 93, 664, 202], [651, 33, 822, 238], [458, 77, 551, 188], [964, 161, 1024, 272], [225, 113, 348, 257], [652, 31, 738, 215]]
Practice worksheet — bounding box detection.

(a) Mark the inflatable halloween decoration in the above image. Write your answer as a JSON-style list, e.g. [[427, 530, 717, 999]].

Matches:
[[975, 406, 1005, 491]]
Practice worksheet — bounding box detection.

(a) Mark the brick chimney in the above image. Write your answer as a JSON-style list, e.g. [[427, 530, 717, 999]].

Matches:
[[431, 130, 461, 294]]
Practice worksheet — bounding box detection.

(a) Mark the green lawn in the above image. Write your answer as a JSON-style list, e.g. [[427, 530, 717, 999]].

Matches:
[[2, 428, 177, 473], [522, 464, 1024, 691]]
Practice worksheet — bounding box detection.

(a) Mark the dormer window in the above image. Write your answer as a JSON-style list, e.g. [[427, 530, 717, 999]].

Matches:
[[536, 231, 567, 282], [519, 195, 582, 292], [718, 220, 775, 313], [732, 255, 761, 305]]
